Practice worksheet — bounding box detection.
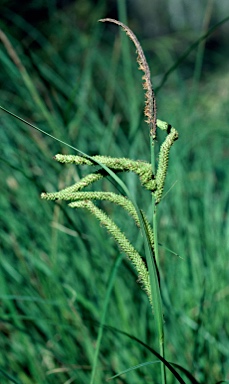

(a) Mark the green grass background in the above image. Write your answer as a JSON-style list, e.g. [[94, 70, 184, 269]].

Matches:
[[0, 1, 229, 383]]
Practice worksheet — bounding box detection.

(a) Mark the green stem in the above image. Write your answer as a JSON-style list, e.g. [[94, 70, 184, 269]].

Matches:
[[154, 204, 166, 384], [151, 136, 166, 384]]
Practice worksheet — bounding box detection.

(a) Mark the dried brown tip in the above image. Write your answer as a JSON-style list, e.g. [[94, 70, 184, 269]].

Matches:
[[99, 18, 157, 138]]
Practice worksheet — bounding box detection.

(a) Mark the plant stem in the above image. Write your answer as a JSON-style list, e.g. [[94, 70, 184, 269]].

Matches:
[[151, 137, 166, 384]]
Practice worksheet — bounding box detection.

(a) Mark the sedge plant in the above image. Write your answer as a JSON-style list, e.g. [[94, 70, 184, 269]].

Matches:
[[1, 14, 228, 384], [41, 19, 179, 383]]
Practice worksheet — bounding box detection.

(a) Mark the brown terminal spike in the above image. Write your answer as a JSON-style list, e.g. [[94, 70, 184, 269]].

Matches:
[[99, 18, 157, 139]]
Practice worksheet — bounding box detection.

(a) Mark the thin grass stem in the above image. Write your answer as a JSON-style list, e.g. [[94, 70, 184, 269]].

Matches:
[[151, 134, 166, 384]]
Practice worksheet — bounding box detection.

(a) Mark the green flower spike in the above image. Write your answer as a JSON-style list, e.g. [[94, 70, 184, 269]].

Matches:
[[69, 200, 152, 305]]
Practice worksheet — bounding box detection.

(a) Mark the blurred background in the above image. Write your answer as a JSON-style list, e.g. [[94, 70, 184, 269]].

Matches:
[[0, 1, 229, 383]]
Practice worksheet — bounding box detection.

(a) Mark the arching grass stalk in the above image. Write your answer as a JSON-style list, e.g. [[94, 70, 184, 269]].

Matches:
[[40, 19, 178, 383], [101, 18, 166, 384]]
